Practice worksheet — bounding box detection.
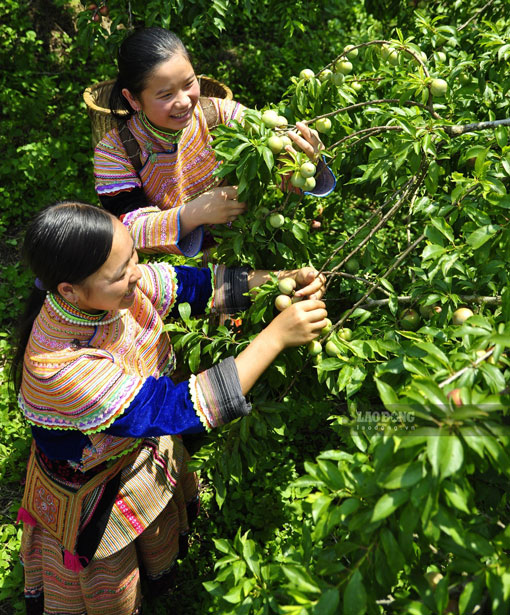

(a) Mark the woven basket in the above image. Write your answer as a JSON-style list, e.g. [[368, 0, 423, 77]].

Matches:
[[83, 75, 233, 148]]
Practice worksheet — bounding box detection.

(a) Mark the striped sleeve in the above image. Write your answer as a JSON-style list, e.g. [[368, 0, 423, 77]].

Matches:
[[189, 357, 251, 431], [121, 206, 204, 256], [94, 129, 142, 197]]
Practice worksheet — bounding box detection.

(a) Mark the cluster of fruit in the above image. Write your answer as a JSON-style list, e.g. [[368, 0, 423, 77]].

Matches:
[[298, 45, 361, 134], [400, 305, 473, 331], [379, 44, 448, 96], [260, 109, 319, 192], [307, 322, 353, 358], [87, 2, 108, 20], [273, 277, 301, 311]]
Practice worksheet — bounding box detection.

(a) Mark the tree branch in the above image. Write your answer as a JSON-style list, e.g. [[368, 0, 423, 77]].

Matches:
[[444, 117, 510, 137], [458, 0, 496, 32], [438, 348, 495, 388], [334, 232, 427, 329], [355, 294, 502, 310]]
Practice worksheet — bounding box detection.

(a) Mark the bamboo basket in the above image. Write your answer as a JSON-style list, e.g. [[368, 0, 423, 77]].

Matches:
[[83, 75, 233, 148]]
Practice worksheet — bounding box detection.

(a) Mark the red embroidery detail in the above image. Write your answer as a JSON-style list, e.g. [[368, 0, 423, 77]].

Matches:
[[115, 496, 145, 534]]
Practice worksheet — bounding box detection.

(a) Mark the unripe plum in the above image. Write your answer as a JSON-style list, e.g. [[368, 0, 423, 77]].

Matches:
[[452, 307, 473, 325], [275, 294, 292, 311], [278, 277, 296, 295]]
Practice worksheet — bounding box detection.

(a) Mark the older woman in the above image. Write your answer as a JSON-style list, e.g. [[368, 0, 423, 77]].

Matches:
[[13, 201, 327, 615]]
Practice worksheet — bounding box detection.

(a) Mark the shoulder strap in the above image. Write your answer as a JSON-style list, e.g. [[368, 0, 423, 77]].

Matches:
[[118, 121, 143, 175], [200, 96, 220, 130]]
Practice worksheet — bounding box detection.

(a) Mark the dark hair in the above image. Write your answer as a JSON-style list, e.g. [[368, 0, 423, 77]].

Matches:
[[110, 27, 190, 119], [10, 202, 115, 390]]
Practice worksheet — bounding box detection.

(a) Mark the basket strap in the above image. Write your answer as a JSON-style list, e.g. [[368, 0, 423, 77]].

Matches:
[[118, 122, 143, 175], [200, 97, 220, 130]]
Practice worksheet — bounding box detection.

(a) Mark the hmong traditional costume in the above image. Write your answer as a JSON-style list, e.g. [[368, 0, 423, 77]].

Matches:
[[93, 98, 336, 257], [93, 98, 245, 256], [17, 263, 252, 615]]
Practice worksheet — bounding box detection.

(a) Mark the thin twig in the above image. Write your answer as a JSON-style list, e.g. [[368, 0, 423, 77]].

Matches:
[[439, 348, 495, 388], [325, 163, 428, 284], [356, 294, 501, 310], [302, 98, 440, 125], [458, 0, 496, 32], [335, 232, 427, 328], [318, 175, 419, 276], [329, 126, 403, 151], [322, 271, 391, 295]]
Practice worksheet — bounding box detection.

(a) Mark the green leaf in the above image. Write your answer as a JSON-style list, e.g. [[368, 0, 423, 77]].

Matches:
[[466, 224, 500, 249], [314, 589, 340, 615], [282, 566, 321, 594], [188, 343, 201, 373], [422, 244, 447, 261], [380, 528, 406, 576], [222, 583, 244, 604], [371, 490, 409, 522], [375, 378, 399, 409], [427, 433, 463, 480], [178, 301, 191, 323], [379, 461, 425, 489], [459, 577, 484, 615], [430, 217, 454, 243], [343, 569, 367, 615], [257, 145, 274, 172], [443, 480, 470, 514]]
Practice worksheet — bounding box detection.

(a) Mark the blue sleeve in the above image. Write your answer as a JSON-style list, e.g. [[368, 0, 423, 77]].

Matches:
[[171, 265, 213, 317], [105, 376, 205, 437]]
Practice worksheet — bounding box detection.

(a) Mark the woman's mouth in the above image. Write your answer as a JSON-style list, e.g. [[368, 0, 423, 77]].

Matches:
[[171, 108, 192, 122]]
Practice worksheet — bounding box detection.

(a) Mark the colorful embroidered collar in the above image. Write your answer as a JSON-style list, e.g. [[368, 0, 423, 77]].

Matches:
[[47, 293, 125, 326], [139, 111, 184, 146]]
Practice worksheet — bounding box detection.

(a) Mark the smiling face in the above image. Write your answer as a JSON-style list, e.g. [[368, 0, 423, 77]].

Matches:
[[67, 218, 142, 314], [124, 54, 200, 132]]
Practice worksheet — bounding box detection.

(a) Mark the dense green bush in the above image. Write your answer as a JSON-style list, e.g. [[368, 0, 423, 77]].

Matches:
[[1, 0, 510, 613]]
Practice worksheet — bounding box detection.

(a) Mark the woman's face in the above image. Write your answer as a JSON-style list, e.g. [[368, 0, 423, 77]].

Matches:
[[72, 218, 142, 314], [129, 54, 201, 132]]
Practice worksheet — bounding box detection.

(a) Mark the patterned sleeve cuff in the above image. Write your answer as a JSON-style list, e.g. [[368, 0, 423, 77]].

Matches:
[[211, 265, 251, 314], [177, 225, 204, 257], [304, 156, 336, 197], [188, 357, 251, 430]]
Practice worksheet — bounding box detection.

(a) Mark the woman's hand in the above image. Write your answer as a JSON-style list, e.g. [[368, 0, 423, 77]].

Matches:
[[286, 121, 324, 162], [180, 186, 246, 235], [247, 267, 326, 299], [276, 267, 326, 300], [293, 267, 326, 300], [234, 299, 327, 394], [266, 300, 328, 350]]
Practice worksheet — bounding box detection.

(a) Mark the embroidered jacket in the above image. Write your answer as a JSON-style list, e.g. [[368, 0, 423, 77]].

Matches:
[[20, 263, 251, 470], [93, 98, 245, 256], [18, 263, 251, 561]]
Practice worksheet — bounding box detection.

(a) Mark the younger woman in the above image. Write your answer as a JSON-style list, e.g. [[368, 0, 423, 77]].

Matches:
[[13, 201, 327, 615], [93, 27, 335, 257]]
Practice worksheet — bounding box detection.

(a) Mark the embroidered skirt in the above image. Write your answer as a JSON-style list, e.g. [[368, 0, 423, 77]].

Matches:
[[20, 436, 199, 615]]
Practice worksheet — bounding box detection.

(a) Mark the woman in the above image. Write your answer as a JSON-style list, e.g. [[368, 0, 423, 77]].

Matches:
[[13, 201, 327, 615], [93, 27, 335, 256]]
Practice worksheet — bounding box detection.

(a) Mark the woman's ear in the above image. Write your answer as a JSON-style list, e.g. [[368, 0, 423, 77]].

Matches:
[[57, 282, 80, 305], [122, 88, 141, 112]]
